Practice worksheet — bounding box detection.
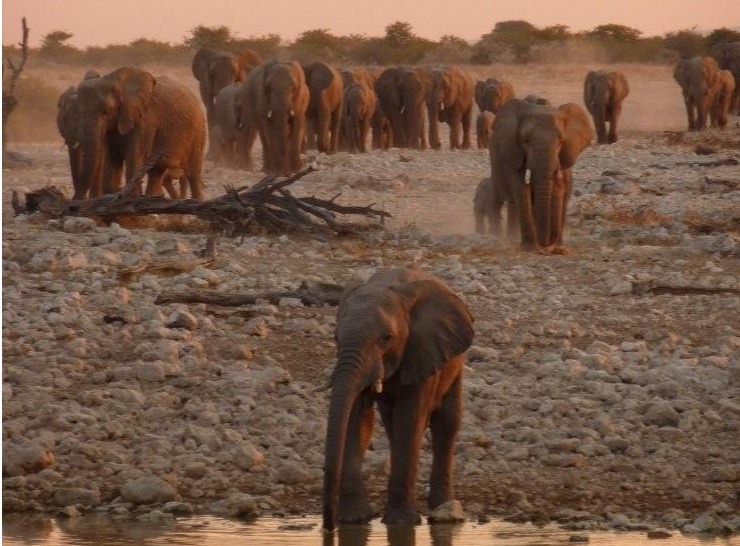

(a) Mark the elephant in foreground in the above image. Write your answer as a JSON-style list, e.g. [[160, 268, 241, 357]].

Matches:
[[303, 61, 344, 153], [191, 48, 262, 129], [488, 99, 594, 250], [710, 41, 740, 114], [426, 66, 474, 150], [342, 82, 376, 153], [583, 70, 629, 144], [673, 56, 721, 131], [238, 60, 309, 175], [375, 66, 431, 149], [475, 78, 515, 114], [713, 70, 736, 128], [322, 266, 474, 531], [476, 111, 495, 149], [75, 67, 206, 200]]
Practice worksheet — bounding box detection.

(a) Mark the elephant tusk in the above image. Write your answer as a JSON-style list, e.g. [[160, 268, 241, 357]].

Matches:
[[374, 379, 383, 394], [267, 109, 273, 119], [525, 169, 532, 185], [439, 103, 445, 112], [71, 142, 80, 149], [400, 106, 406, 115], [289, 109, 295, 117]]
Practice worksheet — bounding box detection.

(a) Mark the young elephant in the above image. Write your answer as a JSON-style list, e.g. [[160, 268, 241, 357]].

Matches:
[[342, 81, 376, 153], [674, 56, 722, 131], [583, 70, 629, 144], [322, 267, 474, 531], [476, 111, 495, 149], [473, 177, 495, 234]]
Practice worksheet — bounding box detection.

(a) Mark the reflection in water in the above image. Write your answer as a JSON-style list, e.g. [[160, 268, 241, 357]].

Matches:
[[325, 522, 462, 546], [3, 514, 732, 546]]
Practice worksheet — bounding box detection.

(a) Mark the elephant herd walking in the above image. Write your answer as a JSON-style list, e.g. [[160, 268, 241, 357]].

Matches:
[[56, 46, 739, 254]]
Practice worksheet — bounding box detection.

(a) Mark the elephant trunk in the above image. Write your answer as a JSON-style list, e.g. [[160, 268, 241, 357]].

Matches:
[[427, 100, 441, 150], [530, 152, 559, 248], [322, 360, 367, 532], [77, 122, 105, 200]]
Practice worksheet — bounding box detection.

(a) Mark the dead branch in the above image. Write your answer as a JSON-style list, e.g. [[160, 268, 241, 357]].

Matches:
[[631, 281, 740, 296], [3, 17, 29, 156], [18, 167, 391, 243], [155, 280, 345, 307], [119, 257, 216, 284]]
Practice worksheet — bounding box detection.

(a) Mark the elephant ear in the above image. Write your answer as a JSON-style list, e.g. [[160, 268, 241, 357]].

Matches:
[[583, 71, 596, 106], [396, 280, 474, 385], [118, 68, 156, 135], [191, 48, 215, 81], [557, 103, 593, 169]]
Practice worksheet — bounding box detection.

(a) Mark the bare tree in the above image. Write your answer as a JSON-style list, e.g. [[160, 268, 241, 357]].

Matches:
[[2, 17, 29, 159]]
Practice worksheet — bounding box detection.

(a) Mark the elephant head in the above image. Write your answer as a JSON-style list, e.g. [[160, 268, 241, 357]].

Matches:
[[192, 48, 262, 128], [490, 99, 593, 249], [475, 78, 515, 114], [322, 267, 474, 531], [75, 67, 156, 199]]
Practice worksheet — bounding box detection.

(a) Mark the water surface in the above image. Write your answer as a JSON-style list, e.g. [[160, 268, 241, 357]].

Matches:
[[3, 515, 738, 546]]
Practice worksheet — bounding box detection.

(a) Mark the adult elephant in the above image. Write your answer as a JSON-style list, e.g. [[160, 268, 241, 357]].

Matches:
[[710, 42, 740, 114], [237, 60, 309, 175], [488, 99, 594, 250], [583, 70, 630, 144], [191, 48, 262, 129], [475, 78, 515, 114], [342, 81, 376, 153], [322, 266, 474, 531], [302, 61, 344, 153], [673, 56, 722, 131], [375, 66, 431, 149], [426, 65, 474, 150], [712, 70, 737, 128], [75, 67, 206, 200]]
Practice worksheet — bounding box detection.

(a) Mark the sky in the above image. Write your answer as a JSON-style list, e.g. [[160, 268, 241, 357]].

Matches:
[[2, 0, 739, 48]]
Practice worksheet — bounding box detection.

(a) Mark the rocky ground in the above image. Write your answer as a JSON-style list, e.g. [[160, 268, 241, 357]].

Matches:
[[2, 121, 740, 536]]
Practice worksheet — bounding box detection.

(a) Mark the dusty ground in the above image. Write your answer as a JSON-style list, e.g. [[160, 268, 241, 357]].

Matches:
[[2, 63, 740, 534]]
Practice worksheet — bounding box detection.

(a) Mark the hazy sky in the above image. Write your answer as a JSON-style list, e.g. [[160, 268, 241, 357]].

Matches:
[[3, 0, 739, 47]]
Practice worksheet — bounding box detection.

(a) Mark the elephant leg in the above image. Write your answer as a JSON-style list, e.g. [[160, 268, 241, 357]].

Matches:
[[360, 117, 371, 153], [330, 106, 342, 153], [338, 393, 375, 524], [461, 108, 472, 150], [289, 117, 305, 174], [68, 147, 82, 197], [145, 169, 167, 197], [608, 103, 622, 144], [428, 369, 462, 509], [548, 170, 568, 247], [383, 384, 429, 525], [163, 176, 179, 199], [237, 126, 256, 170], [449, 116, 461, 150]]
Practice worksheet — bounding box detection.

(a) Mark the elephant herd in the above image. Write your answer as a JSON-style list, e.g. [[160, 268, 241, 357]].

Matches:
[[56, 45, 739, 253]]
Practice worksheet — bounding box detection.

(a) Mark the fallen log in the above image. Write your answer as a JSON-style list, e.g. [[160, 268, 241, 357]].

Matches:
[[155, 280, 345, 307]]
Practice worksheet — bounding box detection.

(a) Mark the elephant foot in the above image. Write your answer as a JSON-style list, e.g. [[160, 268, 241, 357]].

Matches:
[[382, 504, 421, 525]]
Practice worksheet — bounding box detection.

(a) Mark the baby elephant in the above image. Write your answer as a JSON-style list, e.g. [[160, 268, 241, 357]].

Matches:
[[476, 111, 495, 149], [473, 177, 496, 234], [322, 266, 474, 531], [583, 70, 629, 144]]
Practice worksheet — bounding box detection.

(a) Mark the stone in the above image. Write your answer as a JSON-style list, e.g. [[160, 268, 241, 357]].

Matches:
[[428, 500, 465, 523], [166, 311, 199, 331], [2, 441, 55, 477], [120, 476, 178, 505], [643, 402, 680, 427], [52, 487, 100, 507]]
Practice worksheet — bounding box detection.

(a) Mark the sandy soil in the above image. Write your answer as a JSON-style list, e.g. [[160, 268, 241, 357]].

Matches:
[[2, 63, 740, 534]]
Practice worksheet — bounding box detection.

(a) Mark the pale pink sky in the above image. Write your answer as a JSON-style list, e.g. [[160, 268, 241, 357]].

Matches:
[[3, 0, 739, 47]]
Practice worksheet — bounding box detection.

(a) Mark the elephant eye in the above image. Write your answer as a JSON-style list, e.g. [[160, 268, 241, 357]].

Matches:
[[380, 332, 393, 346]]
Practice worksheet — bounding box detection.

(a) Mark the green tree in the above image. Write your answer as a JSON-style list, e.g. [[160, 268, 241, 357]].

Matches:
[[231, 34, 282, 60], [705, 27, 740, 50], [290, 28, 343, 61], [587, 24, 642, 42], [39, 30, 79, 60], [184, 25, 235, 50], [538, 25, 571, 42], [664, 27, 705, 58]]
